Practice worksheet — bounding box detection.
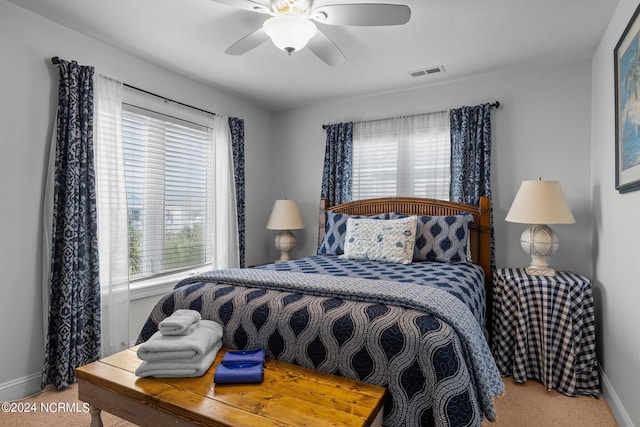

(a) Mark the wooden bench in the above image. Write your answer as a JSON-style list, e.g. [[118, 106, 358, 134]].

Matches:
[[75, 346, 386, 426]]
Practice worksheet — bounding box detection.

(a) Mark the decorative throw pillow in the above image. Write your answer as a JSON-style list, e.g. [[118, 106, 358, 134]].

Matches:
[[413, 213, 473, 263], [318, 211, 391, 255], [340, 216, 418, 264]]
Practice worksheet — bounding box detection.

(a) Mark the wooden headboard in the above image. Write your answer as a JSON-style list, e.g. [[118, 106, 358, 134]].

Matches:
[[318, 196, 493, 327]]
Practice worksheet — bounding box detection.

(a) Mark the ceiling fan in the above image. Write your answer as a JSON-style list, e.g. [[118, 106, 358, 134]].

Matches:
[[210, 0, 411, 66]]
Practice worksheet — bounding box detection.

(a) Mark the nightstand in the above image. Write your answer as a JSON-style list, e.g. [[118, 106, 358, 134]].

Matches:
[[491, 267, 600, 397]]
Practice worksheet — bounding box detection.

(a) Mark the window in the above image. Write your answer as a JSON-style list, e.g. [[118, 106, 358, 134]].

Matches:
[[95, 83, 238, 300], [352, 111, 450, 200], [122, 105, 212, 280]]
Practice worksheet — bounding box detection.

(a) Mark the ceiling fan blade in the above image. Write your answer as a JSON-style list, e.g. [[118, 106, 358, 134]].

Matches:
[[207, 0, 271, 14], [225, 28, 270, 55], [307, 29, 346, 66], [312, 3, 411, 26]]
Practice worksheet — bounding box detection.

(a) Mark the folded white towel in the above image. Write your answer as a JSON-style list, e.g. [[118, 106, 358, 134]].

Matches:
[[137, 320, 223, 363], [173, 321, 200, 336], [159, 309, 202, 336], [135, 340, 222, 378]]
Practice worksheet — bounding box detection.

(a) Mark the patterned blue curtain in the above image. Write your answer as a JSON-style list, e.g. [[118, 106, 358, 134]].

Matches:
[[450, 103, 495, 271], [42, 59, 101, 389], [321, 122, 353, 205], [229, 117, 245, 268]]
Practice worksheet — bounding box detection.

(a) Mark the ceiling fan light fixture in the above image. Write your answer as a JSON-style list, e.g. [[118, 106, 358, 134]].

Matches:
[[262, 15, 317, 54], [271, 0, 313, 14]]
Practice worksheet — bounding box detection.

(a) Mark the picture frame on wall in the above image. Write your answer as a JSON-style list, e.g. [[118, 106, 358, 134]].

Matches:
[[615, 3, 640, 193]]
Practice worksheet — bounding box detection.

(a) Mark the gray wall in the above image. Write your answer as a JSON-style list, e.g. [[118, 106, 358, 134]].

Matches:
[[0, 0, 273, 400], [591, 1, 640, 425], [2, 0, 637, 425], [270, 60, 593, 278]]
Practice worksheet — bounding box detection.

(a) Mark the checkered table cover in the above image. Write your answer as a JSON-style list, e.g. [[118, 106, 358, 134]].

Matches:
[[491, 268, 600, 397]]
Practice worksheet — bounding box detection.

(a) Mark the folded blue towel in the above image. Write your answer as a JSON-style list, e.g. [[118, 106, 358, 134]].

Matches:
[[221, 348, 266, 365], [214, 363, 264, 384]]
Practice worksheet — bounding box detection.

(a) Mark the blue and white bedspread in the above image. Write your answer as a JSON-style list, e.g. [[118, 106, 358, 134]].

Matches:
[[259, 255, 487, 327], [138, 256, 503, 427]]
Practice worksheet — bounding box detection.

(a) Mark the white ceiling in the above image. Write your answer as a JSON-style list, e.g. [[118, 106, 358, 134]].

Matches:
[[9, 0, 618, 112]]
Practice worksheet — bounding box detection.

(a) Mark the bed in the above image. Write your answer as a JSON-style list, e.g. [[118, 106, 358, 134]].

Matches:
[[137, 196, 503, 427]]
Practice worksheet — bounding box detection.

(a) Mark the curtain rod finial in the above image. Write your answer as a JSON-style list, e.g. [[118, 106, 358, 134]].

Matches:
[[51, 56, 60, 64]]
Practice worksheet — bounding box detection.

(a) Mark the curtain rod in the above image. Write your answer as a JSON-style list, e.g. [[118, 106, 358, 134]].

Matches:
[[321, 101, 500, 129], [50, 56, 218, 118]]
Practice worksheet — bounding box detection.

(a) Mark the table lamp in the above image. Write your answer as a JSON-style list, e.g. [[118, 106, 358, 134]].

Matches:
[[266, 199, 304, 263], [505, 180, 575, 276]]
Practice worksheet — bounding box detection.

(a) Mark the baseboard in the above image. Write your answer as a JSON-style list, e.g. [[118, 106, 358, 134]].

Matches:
[[600, 364, 636, 427], [0, 372, 44, 402]]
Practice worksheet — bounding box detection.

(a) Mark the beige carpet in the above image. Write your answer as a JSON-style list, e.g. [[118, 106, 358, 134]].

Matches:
[[483, 378, 617, 427], [1, 377, 617, 426]]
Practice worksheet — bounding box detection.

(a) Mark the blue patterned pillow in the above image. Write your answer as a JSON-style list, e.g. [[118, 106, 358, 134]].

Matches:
[[340, 216, 418, 264], [414, 213, 474, 263], [318, 211, 391, 255]]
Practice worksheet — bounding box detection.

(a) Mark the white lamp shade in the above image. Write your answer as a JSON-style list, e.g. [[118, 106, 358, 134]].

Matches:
[[267, 199, 305, 230], [262, 14, 317, 53], [505, 180, 575, 225]]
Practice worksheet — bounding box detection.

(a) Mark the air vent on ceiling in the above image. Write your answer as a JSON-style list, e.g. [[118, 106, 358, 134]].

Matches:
[[408, 65, 446, 78]]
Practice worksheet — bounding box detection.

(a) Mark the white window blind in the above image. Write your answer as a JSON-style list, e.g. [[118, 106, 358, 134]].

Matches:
[[352, 111, 451, 200], [122, 104, 212, 280]]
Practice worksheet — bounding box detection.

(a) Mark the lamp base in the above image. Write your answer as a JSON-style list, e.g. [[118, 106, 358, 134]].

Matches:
[[274, 230, 297, 263], [520, 225, 559, 277], [525, 265, 556, 276]]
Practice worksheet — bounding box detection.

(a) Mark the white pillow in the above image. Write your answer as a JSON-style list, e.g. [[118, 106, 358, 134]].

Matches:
[[340, 216, 417, 264]]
